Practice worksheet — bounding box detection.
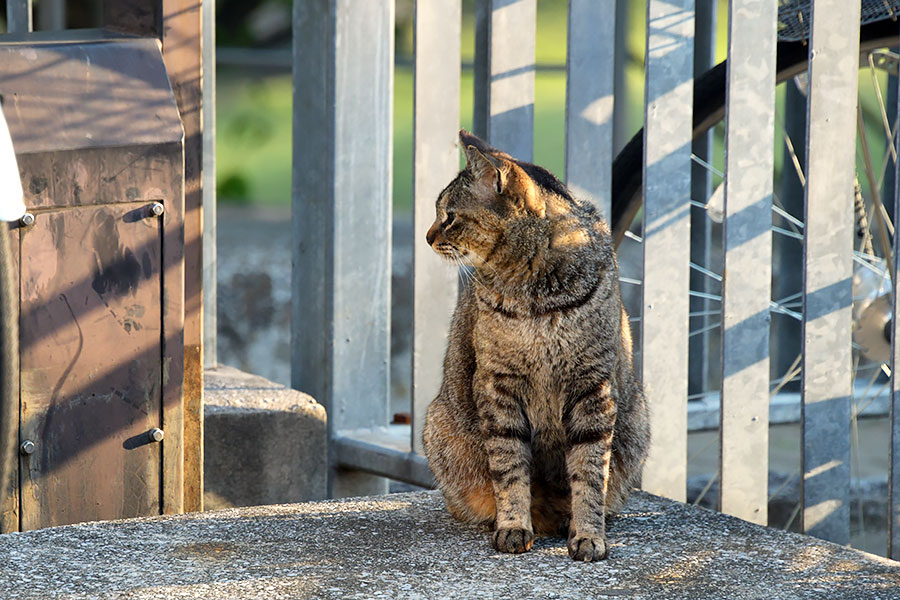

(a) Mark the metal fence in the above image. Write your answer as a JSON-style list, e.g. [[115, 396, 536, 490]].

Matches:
[[291, 0, 900, 559]]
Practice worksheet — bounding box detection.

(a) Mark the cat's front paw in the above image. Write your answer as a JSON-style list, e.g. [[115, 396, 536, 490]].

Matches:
[[491, 527, 534, 554], [567, 534, 608, 562]]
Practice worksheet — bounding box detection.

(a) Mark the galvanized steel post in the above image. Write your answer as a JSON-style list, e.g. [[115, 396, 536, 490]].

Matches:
[[800, 0, 859, 545], [292, 0, 394, 497], [411, 0, 462, 456], [640, 0, 695, 502], [565, 0, 615, 219], [718, 0, 777, 526], [473, 0, 536, 161]]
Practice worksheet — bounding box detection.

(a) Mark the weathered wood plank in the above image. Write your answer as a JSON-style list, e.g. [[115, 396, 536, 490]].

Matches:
[[411, 0, 461, 456], [718, 0, 777, 526], [162, 0, 204, 514], [640, 0, 694, 502], [801, 0, 860, 545]]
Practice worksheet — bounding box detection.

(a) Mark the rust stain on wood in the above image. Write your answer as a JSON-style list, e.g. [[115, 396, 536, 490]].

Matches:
[[162, 0, 205, 514], [183, 344, 203, 512]]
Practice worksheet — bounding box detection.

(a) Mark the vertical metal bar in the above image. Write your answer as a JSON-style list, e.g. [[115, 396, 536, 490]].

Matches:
[[36, 0, 65, 30], [7, 0, 33, 33], [473, 0, 489, 139], [472, 0, 535, 160], [565, 0, 615, 219], [411, 0, 461, 456], [202, 0, 217, 370], [688, 1, 716, 400], [891, 27, 900, 564], [640, 0, 694, 502], [293, 0, 393, 497], [612, 0, 631, 155], [800, 0, 859, 545], [718, 0, 776, 526], [773, 84, 806, 394]]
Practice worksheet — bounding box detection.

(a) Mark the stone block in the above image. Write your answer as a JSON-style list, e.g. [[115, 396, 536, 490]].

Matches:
[[203, 365, 327, 509], [1, 491, 898, 598]]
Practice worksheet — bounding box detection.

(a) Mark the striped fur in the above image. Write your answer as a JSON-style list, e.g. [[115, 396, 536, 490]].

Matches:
[[423, 130, 649, 561]]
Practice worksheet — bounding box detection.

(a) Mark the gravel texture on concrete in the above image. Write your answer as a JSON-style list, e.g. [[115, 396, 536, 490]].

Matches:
[[1, 491, 898, 599]]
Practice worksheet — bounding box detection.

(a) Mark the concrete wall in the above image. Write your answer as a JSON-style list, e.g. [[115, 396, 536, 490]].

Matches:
[[204, 365, 327, 509]]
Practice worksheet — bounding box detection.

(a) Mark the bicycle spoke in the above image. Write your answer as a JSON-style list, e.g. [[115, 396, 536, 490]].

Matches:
[[689, 320, 721, 338], [619, 276, 642, 286], [689, 290, 722, 302], [772, 202, 804, 230], [691, 152, 724, 178], [693, 472, 718, 507], [773, 226, 803, 240], [776, 110, 807, 187], [690, 262, 722, 282], [770, 353, 802, 398], [867, 51, 897, 164], [855, 105, 895, 284], [769, 301, 802, 321], [689, 309, 722, 318], [769, 468, 800, 503]]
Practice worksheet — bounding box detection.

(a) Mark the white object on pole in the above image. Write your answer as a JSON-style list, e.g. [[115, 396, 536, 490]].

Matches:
[[0, 105, 25, 222]]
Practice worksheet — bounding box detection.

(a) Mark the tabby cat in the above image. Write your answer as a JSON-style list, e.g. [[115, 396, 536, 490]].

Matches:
[[423, 130, 649, 562]]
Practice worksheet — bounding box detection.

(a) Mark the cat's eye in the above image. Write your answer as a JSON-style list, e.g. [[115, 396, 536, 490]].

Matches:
[[442, 211, 457, 228]]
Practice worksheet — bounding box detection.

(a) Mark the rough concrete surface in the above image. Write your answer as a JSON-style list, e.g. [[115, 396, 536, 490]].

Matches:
[[0, 491, 897, 600], [204, 365, 327, 509]]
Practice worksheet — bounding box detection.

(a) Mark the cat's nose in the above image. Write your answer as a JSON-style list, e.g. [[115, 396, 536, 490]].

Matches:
[[426, 222, 440, 246]]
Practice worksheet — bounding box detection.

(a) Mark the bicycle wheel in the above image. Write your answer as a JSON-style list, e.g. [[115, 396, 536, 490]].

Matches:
[[610, 17, 900, 247]]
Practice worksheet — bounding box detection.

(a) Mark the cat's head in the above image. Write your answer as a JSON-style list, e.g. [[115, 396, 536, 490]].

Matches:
[[426, 130, 580, 271]]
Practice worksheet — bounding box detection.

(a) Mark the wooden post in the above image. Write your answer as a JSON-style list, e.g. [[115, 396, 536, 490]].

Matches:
[[161, 0, 204, 513]]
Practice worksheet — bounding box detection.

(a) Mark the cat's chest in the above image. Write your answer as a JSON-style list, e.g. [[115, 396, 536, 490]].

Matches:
[[473, 312, 582, 379]]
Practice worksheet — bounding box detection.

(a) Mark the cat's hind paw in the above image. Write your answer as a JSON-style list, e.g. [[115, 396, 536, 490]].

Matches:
[[567, 534, 608, 562], [491, 527, 534, 554]]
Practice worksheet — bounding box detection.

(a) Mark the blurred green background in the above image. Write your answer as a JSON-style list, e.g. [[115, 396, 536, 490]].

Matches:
[[215, 0, 891, 214], [215, 0, 733, 212]]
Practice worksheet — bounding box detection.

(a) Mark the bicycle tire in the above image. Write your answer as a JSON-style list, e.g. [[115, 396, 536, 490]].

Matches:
[[610, 18, 900, 247]]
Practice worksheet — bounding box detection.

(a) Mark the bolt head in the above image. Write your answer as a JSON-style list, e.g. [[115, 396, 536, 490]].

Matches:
[[148, 428, 165, 443], [150, 202, 165, 217], [19, 213, 35, 227], [20, 440, 35, 455]]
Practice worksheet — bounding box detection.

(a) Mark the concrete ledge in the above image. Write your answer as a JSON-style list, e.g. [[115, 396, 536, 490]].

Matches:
[[204, 365, 327, 509], [1, 491, 898, 599]]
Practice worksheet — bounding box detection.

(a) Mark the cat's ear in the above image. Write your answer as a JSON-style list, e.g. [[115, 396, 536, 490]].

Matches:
[[464, 144, 506, 194], [459, 129, 492, 155]]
